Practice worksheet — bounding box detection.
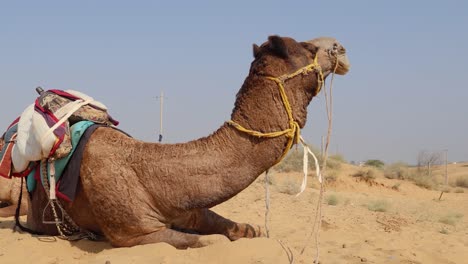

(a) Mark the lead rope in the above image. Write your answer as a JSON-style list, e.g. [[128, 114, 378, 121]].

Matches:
[[301, 55, 340, 263]]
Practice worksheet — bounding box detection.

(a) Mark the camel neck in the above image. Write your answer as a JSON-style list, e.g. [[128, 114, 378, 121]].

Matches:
[[140, 73, 319, 212]]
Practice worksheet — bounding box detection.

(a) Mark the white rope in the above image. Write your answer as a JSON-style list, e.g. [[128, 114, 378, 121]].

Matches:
[[295, 136, 322, 197], [40, 98, 94, 146], [49, 160, 56, 200]]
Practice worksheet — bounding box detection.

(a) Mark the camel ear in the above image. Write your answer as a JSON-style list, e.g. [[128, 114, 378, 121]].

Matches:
[[253, 44, 260, 58], [268, 35, 288, 59], [300, 42, 319, 55]]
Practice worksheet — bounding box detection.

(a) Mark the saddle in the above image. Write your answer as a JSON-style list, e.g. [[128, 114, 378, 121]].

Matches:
[[0, 88, 118, 178]]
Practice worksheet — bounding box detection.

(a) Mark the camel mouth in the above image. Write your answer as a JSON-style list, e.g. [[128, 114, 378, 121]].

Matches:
[[334, 53, 350, 75]]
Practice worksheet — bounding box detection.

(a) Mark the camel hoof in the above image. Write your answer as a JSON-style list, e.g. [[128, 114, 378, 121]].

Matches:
[[195, 234, 230, 247]]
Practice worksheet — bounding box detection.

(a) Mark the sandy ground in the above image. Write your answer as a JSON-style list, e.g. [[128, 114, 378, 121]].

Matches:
[[1, 164, 467, 264]]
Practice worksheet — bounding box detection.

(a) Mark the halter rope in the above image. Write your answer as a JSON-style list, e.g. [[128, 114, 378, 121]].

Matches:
[[228, 54, 324, 167]]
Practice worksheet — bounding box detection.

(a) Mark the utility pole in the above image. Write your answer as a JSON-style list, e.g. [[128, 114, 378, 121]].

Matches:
[[156, 91, 164, 142]]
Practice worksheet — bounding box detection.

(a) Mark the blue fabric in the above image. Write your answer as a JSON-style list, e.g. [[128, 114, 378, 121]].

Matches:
[[27, 121, 95, 192]]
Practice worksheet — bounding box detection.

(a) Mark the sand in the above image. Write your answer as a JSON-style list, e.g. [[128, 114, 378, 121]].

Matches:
[[1, 164, 467, 264]]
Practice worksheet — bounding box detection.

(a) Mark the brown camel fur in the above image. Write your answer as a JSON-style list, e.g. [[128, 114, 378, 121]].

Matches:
[[26, 35, 350, 248], [0, 175, 28, 217], [0, 138, 28, 217]]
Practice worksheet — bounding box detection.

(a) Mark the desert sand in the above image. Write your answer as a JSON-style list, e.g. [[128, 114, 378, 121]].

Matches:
[[0, 163, 467, 264]]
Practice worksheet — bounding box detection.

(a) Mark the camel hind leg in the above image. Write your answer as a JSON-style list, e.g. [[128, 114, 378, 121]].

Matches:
[[172, 208, 264, 241]]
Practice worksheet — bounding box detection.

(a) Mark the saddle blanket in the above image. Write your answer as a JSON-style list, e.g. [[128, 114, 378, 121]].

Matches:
[[27, 121, 96, 202], [27, 121, 130, 202]]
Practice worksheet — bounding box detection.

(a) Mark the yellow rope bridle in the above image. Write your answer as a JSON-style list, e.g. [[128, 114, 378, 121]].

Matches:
[[228, 54, 325, 165]]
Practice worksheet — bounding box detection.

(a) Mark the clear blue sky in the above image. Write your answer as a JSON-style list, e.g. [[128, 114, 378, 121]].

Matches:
[[1, 1, 466, 164]]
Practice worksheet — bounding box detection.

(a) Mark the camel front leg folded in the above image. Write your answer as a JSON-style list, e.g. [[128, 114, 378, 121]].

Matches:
[[172, 208, 264, 241], [113, 227, 229, 249]]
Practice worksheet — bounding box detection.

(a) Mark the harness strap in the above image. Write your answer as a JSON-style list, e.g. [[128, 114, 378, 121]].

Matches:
[[228, 54, 324, 166]]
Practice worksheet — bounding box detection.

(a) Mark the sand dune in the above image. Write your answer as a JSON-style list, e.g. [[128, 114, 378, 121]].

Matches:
[[1, 164, 467, 263]]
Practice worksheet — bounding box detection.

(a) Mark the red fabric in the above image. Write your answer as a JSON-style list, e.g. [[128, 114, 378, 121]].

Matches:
[[7, 117, 20, 130], [0, 134, 15, 178], [49, 89, 81, 101]]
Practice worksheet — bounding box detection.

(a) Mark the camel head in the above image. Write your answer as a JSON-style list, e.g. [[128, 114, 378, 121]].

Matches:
[[306, 37, 350, 75], [236, 35, 350, 129], [251, 35, 350, 95]]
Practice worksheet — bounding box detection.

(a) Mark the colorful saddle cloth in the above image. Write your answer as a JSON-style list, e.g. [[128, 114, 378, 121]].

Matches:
[[0, 89, 118, 178], [27, 121, 95, 201], [27, 121, 130, 202]]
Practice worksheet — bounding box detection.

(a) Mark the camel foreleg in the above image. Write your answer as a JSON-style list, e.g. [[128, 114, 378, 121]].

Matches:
[[112, 227, 229, 249], [172, 208, 264, 241]]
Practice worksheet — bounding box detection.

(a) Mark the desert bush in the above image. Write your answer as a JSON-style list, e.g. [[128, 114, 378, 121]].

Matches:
[[325, 170, 339, 183], [277, 178, 301, 195], [351, 169, 376, 181], [455, 176, 468, 188], [439, 213, 463, 226], [384, 162, 409, 179], [275, 147, 343, 173], [408, 174, 436, 190], [367, 200, 390, 212], [391, 183, 401, 191], [439, 228, 449, 235], [364, 159, 385, 169], [326, 194, 339, 205], [454, 188, 464, 193]]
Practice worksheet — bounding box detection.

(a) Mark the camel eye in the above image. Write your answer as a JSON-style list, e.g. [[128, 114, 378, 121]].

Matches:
[[332, 43, 339, 51]]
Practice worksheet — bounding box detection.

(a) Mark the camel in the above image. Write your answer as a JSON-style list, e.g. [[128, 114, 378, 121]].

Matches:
[[0, 176, 28, 217], [26, 35, 350, 249]]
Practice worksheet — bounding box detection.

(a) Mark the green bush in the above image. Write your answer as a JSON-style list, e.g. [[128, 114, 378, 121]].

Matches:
[[367, 200, 390, 212], [365, 159, 385, 169], [326, 194, 339, 205]]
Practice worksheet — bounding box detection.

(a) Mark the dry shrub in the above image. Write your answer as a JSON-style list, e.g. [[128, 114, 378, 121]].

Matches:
[[325, 170, 339, 183], [439, 212, 463, 226], [274, 148, 343, 173], [409, 174, 436, 190], [351, 169, 376, 181], [455, 176, 468, 188], [384, 162, 410, 179], [454, 188, 464, 193], [277, 178, 301, 195]]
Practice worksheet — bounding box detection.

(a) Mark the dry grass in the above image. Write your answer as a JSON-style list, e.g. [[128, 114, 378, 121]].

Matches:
[[384, 162, 410, 179], [455, 176, 468, 188], [439, 212, 464, 226], [351, 169, 376, 181], [276, 178, 301, 195], [274, 148, 344, 173]]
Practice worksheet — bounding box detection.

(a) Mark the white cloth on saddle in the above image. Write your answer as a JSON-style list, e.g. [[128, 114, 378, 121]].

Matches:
[[66, 90, 107, 111], [11, 90, 105, 173]]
